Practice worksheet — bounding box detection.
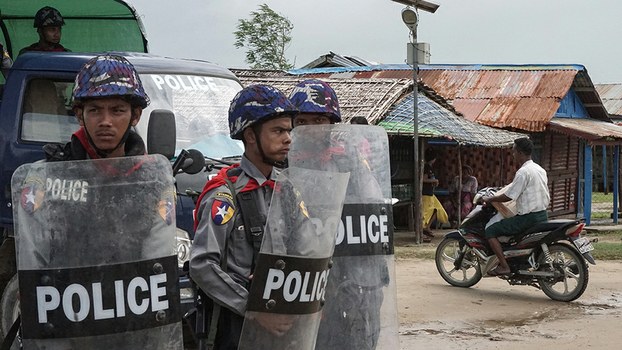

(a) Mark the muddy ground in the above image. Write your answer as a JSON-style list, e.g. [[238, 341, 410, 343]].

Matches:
[[395, 242, 622, 349]]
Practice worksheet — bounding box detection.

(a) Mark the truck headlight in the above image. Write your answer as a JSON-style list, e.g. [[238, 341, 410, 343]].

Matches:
[[175, 228, 192, 268]]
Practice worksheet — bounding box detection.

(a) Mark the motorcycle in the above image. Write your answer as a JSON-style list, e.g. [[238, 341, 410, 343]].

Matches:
[[435, 187, 596, 302]]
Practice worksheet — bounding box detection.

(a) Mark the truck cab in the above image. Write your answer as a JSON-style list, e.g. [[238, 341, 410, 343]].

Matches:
[[0, 51, 244, 338]]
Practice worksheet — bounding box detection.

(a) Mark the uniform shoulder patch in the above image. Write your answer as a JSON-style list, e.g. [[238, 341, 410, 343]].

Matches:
[[211, 197, 235, 225]]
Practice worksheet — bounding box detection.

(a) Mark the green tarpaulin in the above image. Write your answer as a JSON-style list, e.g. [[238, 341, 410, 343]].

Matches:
[[0, 0, 148, 58]]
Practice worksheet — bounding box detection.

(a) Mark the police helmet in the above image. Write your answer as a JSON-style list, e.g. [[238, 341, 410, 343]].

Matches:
[[228, 84, 297, 140], [289, 79, 341, 123], [72, 54, 150, 108], [34, 6, 65, 28]]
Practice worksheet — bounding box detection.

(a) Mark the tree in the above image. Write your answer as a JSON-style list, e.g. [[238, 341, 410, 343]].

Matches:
[[234, 4, 294, 70]]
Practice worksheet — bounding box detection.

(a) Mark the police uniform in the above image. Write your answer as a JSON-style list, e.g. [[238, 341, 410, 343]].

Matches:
[[190, 155, 275, 350]]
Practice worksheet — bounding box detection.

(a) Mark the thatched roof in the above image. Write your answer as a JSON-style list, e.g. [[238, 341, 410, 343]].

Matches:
[[233, 73, 523, 147]]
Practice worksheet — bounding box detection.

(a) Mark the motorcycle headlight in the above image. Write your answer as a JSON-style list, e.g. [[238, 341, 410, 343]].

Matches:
[[175, 228, 192, 268]]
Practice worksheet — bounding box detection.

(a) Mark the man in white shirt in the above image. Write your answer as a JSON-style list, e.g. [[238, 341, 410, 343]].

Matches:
[[483, 137, 550, 276]]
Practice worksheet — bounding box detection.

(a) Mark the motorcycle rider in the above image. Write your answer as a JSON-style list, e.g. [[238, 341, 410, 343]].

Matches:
[[289, 79, 391, 350], [19, 6, 70, 55], [483, 137, 550, 276], [189, 84, 298, 349]]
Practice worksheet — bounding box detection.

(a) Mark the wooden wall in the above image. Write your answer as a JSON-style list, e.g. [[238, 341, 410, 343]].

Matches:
[[389, 131, 579, 223]]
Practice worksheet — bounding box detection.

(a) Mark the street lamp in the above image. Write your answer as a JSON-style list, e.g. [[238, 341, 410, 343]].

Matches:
[[391, 0, 439, 244], [393, 0, 439, 13]]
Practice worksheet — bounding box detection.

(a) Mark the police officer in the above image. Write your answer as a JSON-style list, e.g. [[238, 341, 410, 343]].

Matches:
[[7, 55, 178, 348], [289, 79, 390, 350], [189, 84, 298, 350], [19, 6, 70, 55]]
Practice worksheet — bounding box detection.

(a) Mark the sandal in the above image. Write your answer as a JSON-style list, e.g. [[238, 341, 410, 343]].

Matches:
[[422, 236, 432, 243], [423, 229, 435, 238]]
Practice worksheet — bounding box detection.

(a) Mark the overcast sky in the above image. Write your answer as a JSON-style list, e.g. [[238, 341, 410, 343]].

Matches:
[[127, 0, 622, 84]]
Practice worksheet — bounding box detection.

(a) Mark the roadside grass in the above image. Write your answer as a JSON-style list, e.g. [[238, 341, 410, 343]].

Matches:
[[395, 245, 436, 260], [593, 191, 613, 203], [591, 211, 611, 219], [592, 242, 622, 260], [587, 230, 622, 260]]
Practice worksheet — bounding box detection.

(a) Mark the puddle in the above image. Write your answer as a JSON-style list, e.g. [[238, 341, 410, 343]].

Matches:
[[400, 293, 622, 344], [575, 292, 622, 315]]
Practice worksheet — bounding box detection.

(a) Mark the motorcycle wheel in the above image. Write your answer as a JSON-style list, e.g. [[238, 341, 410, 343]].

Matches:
[[435, 237, 482, 288], [0, 274, 20, 350], [537, 244, 589, 302]]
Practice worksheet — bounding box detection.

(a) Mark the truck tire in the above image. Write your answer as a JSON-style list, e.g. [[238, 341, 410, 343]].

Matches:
[[0, 274, 19, 347], [0, 237, 17, 298]]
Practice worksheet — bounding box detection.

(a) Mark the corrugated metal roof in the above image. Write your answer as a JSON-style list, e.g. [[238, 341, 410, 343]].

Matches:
[[288, 63, 610, 132], [595, 83, 622, 117], [548, 117, 622, 144], [300, 51, 377, 69]]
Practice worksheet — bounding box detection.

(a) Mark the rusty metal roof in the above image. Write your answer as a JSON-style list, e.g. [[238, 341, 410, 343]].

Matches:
[[548, 118, 622, 145], [288, 64, 610, 132], [381, 91, 525, 147], [595, 83, 622, 118]]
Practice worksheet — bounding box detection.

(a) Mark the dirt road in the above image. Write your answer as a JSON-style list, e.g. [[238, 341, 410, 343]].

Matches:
[[396, 257, 622, 349]]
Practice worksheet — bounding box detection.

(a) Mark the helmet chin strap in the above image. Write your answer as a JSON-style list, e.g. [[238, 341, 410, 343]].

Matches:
[[254, 130, 287, 169]]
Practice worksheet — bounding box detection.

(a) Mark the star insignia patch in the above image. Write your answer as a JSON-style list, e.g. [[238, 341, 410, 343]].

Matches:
[[211, 199, 235, 225]]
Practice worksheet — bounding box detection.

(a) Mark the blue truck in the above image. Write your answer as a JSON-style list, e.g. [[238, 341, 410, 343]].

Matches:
[[0, 51, 244, 341]]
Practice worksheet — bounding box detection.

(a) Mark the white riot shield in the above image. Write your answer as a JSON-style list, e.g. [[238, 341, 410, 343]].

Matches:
[[11, 155, 182, 350], [237, 167, 350, 350], [289, 125, 399, 350]]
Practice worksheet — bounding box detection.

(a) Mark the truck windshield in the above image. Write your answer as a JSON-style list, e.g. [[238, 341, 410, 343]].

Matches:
[[139, 74, 244, 160]]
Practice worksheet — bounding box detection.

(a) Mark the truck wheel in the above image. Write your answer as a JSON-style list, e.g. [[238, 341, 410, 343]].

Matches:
[[0, 237, 17, 298], [0, 274, 20, 346]]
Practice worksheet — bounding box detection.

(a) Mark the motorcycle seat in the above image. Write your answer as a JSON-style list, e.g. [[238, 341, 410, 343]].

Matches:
[[498, 219, 581, 244], [522, 219, 580, 235]]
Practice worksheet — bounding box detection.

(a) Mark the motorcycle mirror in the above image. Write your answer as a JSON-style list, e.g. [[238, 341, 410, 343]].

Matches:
[[147, 109, 176, 159], [181, 149, 206, 174]]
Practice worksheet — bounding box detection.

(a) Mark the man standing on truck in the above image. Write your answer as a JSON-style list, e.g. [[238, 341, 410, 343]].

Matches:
[[189, 84, 298, 350], [19, 6, 70, 55]]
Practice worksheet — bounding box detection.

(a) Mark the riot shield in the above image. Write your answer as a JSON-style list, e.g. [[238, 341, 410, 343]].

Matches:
[[237, 167, 350, 350], [11, 155, 182, 350], [289, 125, 400, 350]]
